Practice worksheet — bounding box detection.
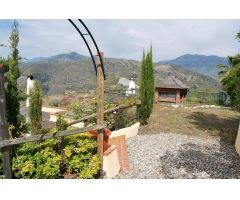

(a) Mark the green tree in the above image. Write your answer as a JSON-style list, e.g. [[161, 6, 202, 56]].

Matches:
[[5, 20, 26, 137], [29, 81, 43, 135], [218, 32, 240, 109], [56, 114, 68, 131], [139, 46, 155, 124]]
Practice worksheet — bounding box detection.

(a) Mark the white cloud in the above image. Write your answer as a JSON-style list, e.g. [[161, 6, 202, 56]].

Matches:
[[1, 19, 240, 61]]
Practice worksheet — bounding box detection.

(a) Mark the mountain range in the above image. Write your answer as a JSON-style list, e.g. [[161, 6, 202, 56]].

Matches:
[[159, 54, 228, 79], [19, 52, 223, 95], [25, 52, 87, 63]]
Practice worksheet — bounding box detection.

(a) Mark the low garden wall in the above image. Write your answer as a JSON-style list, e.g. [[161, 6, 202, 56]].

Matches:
[[110, 122, 140, 139], [103, 145, 120, 178], [235, 121, 240, 155]]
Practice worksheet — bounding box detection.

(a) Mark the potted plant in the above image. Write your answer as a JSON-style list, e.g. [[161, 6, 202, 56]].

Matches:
[[89, 128, 112, 152]]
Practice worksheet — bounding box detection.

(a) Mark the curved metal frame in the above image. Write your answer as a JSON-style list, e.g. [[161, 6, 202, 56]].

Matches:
[[68, 19, 106, 80]]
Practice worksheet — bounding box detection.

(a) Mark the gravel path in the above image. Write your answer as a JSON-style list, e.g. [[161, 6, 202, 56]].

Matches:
[[115, 133, 240, 179]]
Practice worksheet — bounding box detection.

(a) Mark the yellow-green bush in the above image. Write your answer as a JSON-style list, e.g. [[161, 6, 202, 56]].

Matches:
[[11, 133, 101, 179]]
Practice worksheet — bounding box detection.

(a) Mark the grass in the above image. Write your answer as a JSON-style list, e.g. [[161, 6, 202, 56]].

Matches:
[[139, 103, 240, 144]]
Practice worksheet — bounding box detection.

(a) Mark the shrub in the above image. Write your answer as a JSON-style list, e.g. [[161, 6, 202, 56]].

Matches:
[[34, 147, 62, 179], [118, 106, 137, 129], [11, 133, 101, 179], [119, 96, 138, 106], [29, 80, 43, 135], [12, 141, 61, 179], [48, 98, 62, 107], [73, 104, 83, 119], [78, 155, 101, 179], [62, 133, 100, 178], [139, 46, 154, 125], [56, 115, 68, 131]]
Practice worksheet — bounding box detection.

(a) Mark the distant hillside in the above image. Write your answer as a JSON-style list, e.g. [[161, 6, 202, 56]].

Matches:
[[19, 52, 220, 95], [25, 52, 87, 63], [159, 54, 228, 79]]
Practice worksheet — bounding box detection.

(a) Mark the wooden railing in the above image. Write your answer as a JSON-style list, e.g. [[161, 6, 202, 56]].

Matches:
[[0, 124, 106, 149], [0, 102, 139, 178], [0, 60, 141, 179], [68, 102, 141, 128], [0, 53, 106, 179]]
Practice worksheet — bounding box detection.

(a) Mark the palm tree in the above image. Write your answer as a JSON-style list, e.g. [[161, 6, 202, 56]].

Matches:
[[217, 54, 240, 81]]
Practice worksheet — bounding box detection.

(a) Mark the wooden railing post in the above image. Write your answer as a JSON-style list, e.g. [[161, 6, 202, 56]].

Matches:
[[83, 119, 88, 127], [0, 64, 12, 178], [97, 52, 104, 163], [114, 109, 119, 130]]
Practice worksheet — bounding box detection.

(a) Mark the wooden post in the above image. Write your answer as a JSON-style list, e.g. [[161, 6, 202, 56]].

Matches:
[[0, 64, 12, 178], [83, 119, 88, 127], [176, 90, 181, 104], [96, 52, 104, 163], [114, 109, 119, 130]]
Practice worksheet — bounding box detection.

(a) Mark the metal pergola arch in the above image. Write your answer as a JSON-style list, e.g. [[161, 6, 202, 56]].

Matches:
[[68, 19, 106, 80]]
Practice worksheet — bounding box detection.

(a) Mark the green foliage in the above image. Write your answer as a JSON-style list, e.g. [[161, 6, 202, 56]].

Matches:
[[78, 155, 101, 179], [118, 106, 137, 129], [139, 46, 154, 124], [119, 96, 138, 106], [66, 96, 137, 129], [11, 133, 101, 179], [12, 146, 61, 179], [0, 57, 9, 72], [29, 81, 43, 135], [73, 104, 84, 119], [5, 20, 26, 137], [221, 64, 240, 108], [48, 98, 62, 107], [186, 88, 220, 105], [63, 133, 100, 179], [218, 32, 240, 110], [56, 115, 68, 131]]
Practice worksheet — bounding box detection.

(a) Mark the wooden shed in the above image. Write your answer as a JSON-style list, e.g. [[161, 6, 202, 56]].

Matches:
[[155, 76, 189, 104]]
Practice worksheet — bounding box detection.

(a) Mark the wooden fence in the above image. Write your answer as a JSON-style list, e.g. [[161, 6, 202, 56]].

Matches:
[[67, 102, 140, 129], [0, 54, 107, 179], [0, 59, 141, 179], [0, 124, 106, 149]]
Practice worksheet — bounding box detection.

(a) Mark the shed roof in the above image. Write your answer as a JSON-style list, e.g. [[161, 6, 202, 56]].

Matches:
[[155, 76, 189, 89]]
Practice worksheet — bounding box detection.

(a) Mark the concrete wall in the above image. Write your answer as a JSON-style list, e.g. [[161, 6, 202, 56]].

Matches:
[[235, 121, 240, 155], [110, 122, 140, 139], [103, 145, 120, 178], [42, 107, 65, 114]]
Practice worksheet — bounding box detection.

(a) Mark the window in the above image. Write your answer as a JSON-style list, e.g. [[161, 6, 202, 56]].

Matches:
[[160, 92, 176, 100]]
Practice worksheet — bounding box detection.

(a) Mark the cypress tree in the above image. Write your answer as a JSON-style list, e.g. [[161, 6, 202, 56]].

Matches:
[[139, 46, 154, 124], [29, 81, 43, 135], [147, 45, 154, 115], [5, 20, 26, 137]]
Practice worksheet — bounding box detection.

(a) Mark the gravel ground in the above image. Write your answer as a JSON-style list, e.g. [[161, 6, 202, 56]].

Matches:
[[115, 133, 240, 179]]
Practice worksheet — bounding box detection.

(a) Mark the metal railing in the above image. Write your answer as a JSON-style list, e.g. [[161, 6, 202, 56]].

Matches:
[[187, 91, 229, 105]]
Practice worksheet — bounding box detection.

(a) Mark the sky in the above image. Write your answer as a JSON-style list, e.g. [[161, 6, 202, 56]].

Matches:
[[0, 19, 240, 62]]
